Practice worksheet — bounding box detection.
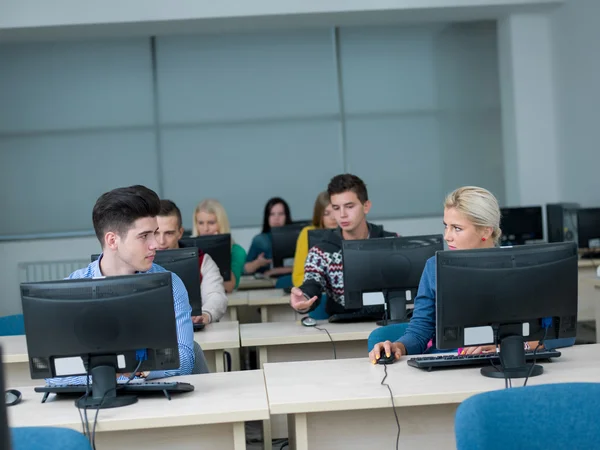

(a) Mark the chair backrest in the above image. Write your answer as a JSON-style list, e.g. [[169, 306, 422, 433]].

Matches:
[[367, 323, 408, 352], [192, 341, 210, 375], [0, 315, 25, 337], [455, 382, 600, 450]]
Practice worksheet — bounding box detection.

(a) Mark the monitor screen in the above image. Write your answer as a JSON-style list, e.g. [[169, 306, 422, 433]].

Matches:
[[343, 235, 443, 321], [179, 234, 232, 281], [577, 208, 600, 249], [20, 273, 180, 408], [500, 206, 543, 245], [271, 223, 310, 268]]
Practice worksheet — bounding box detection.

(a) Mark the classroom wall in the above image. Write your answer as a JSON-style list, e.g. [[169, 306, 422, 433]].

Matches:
[[552, 0, 600, 207]]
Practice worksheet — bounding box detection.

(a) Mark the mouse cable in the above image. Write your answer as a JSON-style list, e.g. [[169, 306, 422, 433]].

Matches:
[[523, 326, 549, 387], [314, 325, 337, 359], [381, 364, 400, 450]]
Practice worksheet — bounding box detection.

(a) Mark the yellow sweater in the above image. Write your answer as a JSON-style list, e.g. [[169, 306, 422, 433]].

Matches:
[[292, 225, 316, 287]]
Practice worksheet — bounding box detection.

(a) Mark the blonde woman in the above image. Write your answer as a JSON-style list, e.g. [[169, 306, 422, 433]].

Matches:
[[292, 191, 338, 287], [369, 186, 575, 362], [192, 199, 247, 293]]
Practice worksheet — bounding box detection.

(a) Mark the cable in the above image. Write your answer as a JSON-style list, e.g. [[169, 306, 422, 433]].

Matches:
[[380, 364, 400, 450], [280, 439, 289, 449], [523, 327, 549, 387], [314, 325, 337, 359]]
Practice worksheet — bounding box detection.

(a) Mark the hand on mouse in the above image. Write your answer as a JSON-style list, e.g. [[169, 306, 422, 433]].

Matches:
[[369, 340, 405, 364], [192, 313, 210, 324]]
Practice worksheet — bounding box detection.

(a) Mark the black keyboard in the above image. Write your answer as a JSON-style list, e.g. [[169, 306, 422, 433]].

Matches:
[[328, 306, 385, 323], [35, 381, 194, 401], [407, 350, 561, 371]]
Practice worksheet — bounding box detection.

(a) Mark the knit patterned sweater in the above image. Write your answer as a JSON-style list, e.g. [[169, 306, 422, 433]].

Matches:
[[300, 223, 396, 316]]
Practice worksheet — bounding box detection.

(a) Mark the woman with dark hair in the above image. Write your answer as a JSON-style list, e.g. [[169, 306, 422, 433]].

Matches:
[[244, 197, 293, 276]]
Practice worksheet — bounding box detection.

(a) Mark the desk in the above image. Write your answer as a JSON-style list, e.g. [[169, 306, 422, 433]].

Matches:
[[578, 259, 597, 269], [224, 292, 249, 322], [9, 371, 269, 450], [194, 321, 240, 373], [264, 344, 600, 450], [247, 289, 297, 323], [578, 264, 600, 329], [0, 335, 32, 388], [238, 276, 276, 291]]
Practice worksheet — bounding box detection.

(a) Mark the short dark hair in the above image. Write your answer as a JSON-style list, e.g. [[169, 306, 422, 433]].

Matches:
[[92, 185, 161, 245], [327, 174, 369, 204], [262, 197, 292, 234], [159, 199, 183, 229]]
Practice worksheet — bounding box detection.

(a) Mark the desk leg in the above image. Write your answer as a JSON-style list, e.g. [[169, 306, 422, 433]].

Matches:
[[233, 422, 246, 450], [260, 305, 269, 323], [259, 346, 268, 369], [230, 306, 238, 322], [215, 350, 225, 372], [262, 419, 273, 450], [289, 413, 308, 450]]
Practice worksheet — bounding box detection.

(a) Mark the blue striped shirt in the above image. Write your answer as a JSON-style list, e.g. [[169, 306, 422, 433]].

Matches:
[[45, 257, 195, 385]]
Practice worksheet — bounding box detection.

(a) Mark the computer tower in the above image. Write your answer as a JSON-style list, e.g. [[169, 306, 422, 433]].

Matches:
[[546, 203, 580, 243]]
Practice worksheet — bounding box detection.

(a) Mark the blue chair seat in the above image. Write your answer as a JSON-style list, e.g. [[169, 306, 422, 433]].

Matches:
[[12, 427, 92, 450]]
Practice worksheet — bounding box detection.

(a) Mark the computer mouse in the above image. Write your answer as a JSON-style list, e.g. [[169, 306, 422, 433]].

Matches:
[[301, 317, 317, 327], [376, 354, 396, 365], [5, 389, 21, 406], [193, 323, 206, 331]]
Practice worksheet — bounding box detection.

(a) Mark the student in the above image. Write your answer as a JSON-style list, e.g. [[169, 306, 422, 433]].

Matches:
[[290, 174, 396, 316], [244, 197, 293, 277], [292, 191, 338, 287], [49, 185, 196, 384], [157, 200, 228, 324], [369, 186, 576, 363], [192, 199, 246, 293]]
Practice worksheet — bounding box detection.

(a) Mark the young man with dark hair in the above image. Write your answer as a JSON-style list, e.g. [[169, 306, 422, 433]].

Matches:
[[290, 174, 396, 316], [156, 199, 228, 324], [50, 185, 196, 384]]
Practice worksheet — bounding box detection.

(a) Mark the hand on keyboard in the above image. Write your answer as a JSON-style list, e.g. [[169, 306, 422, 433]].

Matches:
[[370, 340, 404, 364], [460, 345, 496, 355]]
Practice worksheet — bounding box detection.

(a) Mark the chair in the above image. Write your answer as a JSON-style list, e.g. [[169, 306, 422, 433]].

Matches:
[[0, 315, 25, 337], [12, 427, 92, 450], [308, 294, 330, 320], [192, 341, 210, 374], [455, 382, 600, 450], [367, 323, 408, 352]]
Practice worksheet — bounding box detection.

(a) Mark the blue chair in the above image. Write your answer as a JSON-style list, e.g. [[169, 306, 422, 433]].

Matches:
[[274, 275, 292, 289], [367, 323, 408, 351], [12, 427, 92, 450], [455, 382, 600, 450], [0, 314, 25, 336], [308, 294, 330, 320]]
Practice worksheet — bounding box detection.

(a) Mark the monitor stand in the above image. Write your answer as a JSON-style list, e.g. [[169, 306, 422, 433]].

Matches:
[[480, 335, 543, 379], [376, 290, 410, 327], [75, 357, 138, 409]]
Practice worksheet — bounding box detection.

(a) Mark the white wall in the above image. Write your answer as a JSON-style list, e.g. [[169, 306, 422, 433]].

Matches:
[[552, 0, 600, 207], [0, 216, 441, 316]]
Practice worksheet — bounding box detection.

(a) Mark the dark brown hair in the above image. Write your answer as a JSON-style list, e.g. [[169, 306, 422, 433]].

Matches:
[[327, 174, 368, 204]]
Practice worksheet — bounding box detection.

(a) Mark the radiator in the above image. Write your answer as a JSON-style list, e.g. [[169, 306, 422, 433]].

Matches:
[[18, 260, 89, 283]]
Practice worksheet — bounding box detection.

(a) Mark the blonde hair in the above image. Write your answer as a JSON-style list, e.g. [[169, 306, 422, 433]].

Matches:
[[191, 199, 231, 237], [444, 186, 502, 244], [312, 191, 330, 228]]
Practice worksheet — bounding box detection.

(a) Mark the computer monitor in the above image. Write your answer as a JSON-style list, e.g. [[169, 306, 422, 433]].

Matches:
[[577, 208, 600, 251], [179, 234, 231, 281], [500, 206, 544, 245], [436, 242, 578, 380], [272, 222, 311, 268], [547, 203, 580, 243], [307, 228, 331, 251], [343, 235, 444, 324], [92, 249, 202, 315], [20, 273, 180, 408]]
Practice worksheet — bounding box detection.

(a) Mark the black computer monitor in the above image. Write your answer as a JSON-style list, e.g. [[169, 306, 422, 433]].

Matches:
[[577, 208, 600, 250], [179, 234, 231, 281], [500, 206, 544, 245], [307, 228, 331, 251], [20, 273, 180, 408], [343, 235, 444, 324], [436, 242, 578, 380], [92, 249, 202, 315], [272, 222, 310, 268]]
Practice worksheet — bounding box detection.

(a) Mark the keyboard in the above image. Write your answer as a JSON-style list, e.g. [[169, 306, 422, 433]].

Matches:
[[328, 306, 385, 323], [35, 381, 194, 402], [407, 349, 561, 371]]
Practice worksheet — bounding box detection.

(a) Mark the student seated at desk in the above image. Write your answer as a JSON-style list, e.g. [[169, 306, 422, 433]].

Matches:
[[47, 185, 195, 384], [192, 199, 246, 293], [369, 186, 576, 363], [245, 197, 293, 277], [292, 191, 338, 287], [290, 174, 396, 316], [157, 199, 228, 325]]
